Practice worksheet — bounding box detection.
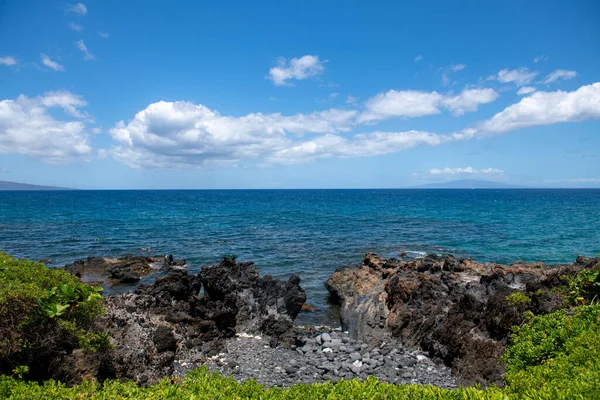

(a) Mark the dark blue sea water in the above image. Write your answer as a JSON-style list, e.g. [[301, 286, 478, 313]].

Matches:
[[1, 189, 599, 323]]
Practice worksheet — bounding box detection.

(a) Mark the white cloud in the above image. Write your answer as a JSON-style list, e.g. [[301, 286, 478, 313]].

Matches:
[[517, 86, 536, 96], [66, 3, 87, 15], [266, 131, 441, 165], [0, 56, 17, 66], [481, 82, 600, 133], [440, 88, 499, 116], [74, 40, 94, 60], [346, 95, 358, 105], [69, 22, 84, 31], [544, 69, 577, 84], [41, 54, 65, 71], [414, 55, 423, 62], [428, 166, 505, 175], [490, 67, 538, 86], [412, 166, 506, 180], [268, 55, 324, 86], [0, 91, 92, 163], [106, 99, 445, 168], [99, 32, 109, 38], [534, 55, 548, 63], [358, 87, 498, 122]]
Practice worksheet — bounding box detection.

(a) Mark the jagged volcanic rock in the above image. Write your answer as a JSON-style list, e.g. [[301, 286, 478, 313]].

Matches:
[[200, 257, 307, 344], [51, 256, 306, 385], [325, 252, 599, 386]]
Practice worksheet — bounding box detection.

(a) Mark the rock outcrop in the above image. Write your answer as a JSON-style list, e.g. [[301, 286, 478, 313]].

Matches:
[[51, 257, 306, 385], [200, 257, 306, 344], [326, 252, 599, 386], [64, 255, 185, 285]]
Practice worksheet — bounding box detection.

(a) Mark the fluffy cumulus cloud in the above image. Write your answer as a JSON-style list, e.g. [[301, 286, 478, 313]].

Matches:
[[269, 55, 324, 86], [41, 54, 65, 71], [66, 3, 87, 15], [491, 67, 538, 86], [0, 56, 17, 66], [74, 40, 94, 60], [107, 100, 446, 168], [481, 82, 600, 133], [544, 69, 577, 84], [108, 100, 361, 168], [0, 91, 92, 163], [358, 88, 498, 122]]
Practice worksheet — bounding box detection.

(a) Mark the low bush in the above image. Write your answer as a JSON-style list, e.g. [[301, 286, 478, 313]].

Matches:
[[502, 304, 600, 399], [0, 252, 108, 378], [0, 368, 506, 399], [567, 262, 600, 305]]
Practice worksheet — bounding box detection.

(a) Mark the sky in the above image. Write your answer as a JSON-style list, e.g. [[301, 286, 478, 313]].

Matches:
[[0, 0, 599, 189]]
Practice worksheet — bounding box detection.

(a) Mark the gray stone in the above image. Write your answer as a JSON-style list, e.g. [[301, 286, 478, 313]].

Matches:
[[400, 358, 417, 368], [349, 352, 362, 360], [321, 333, 332, 343], [285, 366, 299, 375], [350, 366, 362, 375]]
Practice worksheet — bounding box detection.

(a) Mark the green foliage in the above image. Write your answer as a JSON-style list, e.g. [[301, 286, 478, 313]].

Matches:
[[502, 304, 600, 398], [567, 263, 600, 305], [0, 367, 507, 400], [11, 366, 28, 380], [0, 252, 109, 370], [505, 292, 531, 306]]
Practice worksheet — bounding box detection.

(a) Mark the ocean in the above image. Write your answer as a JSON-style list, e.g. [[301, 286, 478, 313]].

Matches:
[[1, 189, 599, 323]]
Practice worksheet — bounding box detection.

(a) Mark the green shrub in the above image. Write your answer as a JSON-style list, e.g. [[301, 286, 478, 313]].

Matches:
[[505, 292, 531, 306], [0, 367, 507, 400], [0, 252, 108, 375], [502, 304, 600, 398], [567, 263, 600, 305]]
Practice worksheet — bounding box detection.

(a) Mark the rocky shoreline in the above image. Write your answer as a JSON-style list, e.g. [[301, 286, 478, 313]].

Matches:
[[33, 251, 600, 389]]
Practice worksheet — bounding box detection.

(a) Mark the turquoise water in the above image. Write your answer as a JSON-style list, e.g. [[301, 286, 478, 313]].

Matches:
[[1, 189, 599, 321]]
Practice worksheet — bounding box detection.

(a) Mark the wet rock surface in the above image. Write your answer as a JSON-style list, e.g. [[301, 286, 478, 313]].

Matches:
[[64, 254, 185, 285], [326, 252, 600, 386], [200, 328, 456, 388]]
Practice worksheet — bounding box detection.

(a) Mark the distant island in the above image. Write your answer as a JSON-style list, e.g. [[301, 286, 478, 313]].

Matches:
[[0, 180, 75, 191], [409, 179, 524, 189]]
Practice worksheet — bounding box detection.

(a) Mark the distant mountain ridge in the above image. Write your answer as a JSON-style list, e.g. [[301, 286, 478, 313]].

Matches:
[[0, 180, 75, 191], [409, 179, 525, 189]]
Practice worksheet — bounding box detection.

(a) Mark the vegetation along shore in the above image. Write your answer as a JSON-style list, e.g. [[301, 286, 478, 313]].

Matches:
[[0, 251, 599, 399]]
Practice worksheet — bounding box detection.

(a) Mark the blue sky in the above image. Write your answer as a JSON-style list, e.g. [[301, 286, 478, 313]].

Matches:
[[0, 0, 599, 189]]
